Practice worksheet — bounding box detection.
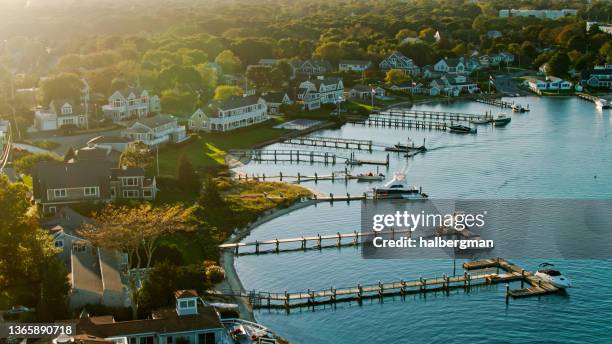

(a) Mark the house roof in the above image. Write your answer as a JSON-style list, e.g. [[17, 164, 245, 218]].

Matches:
[[74, 146, 111, 161], [49, 98, 84, 116], [32, 160, 114, 200], [175, 289, 199, 299], [116, 87, 145, 99], [444, 58, 463, 67], [309, 77, 342, 88], [217, 95, 262, 111], [88, 136, 132, 145], [74, 305, 223, 337], [111, 166, 146, 178], [129, 114, 176, 129], [261, 92, 288, 103], [339, 59, 371, 66]]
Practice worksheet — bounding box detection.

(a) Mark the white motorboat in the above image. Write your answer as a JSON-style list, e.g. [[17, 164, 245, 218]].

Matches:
[[511, 104, 526, 113], [470, 117, 491, 125], [534, 263, 572, 289], [493, 114, 511, 127], [372, 173, 428, 199]]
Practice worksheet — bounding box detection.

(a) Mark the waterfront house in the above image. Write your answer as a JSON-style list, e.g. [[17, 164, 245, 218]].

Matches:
[[189, 95, 268, 132], [46, 290, 227, 344], [32, 160, 157, 215], [40, 207, 129, 309], [338, 59, 372, 72], [122, 114, 187, 147], [0, 120, 8, 157], [434, 57, 466, 74], [526, 76, 573, 94], [297, 77, 344, 110], [499, 8, 577, 19], [582, 64, 612, 89], [102, 88, 161, 122], [497, 52, 515, 64], [261, 92, 292, 114], [34, 99, 88, 131], [444, 75, 479, 94], [348, 84, 373, 100], [298, 59, 333, 76], [421, 65, 442, 79], [379, 51, 420, 76]]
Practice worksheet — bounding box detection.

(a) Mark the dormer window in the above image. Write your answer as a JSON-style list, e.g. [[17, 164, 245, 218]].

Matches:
[[61, 105, 72, 115], [175, 290, 199, 316], [114, 99, 122, 107]]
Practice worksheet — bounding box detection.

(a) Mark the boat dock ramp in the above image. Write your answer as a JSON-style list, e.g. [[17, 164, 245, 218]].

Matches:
[[206, 258, 561, 309]]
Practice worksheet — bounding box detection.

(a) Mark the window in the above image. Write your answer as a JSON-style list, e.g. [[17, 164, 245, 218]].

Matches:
[[180, 300, 188, 308], [187, 300, 195, 308], [54, 189, 67, 198], [111, 187, 116, 197], [61, 105, 72, 115], [166, 337, 173, 344], [198, 333, 215, 344], [114, 99, 122, 107], [84, 187, 98, 196], [48, 206, 57, 215], [122, 177, 139, 186], [54, 240, 64, 248], [143, 190, 152, 198], [122, 190, 138, 198]]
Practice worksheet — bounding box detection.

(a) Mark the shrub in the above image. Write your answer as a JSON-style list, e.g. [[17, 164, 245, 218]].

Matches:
[[205, 265, 225, 284]]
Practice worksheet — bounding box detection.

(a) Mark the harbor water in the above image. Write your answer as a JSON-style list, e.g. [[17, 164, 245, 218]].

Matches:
[[234, 96, 612, 343]]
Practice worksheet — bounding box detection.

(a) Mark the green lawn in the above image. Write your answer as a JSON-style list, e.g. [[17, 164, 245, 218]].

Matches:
[[156, 118, 291, 177]]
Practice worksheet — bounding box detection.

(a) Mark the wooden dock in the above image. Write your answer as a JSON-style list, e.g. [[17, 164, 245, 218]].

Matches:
[[576, 92, 610, 109], [354, 116, 448, 131], [374, 109, 485, 122], [283, 136, 378, 151], [474, 97, 521, 109], [205, 257, 561, 309], [230, 149, 389, 167]]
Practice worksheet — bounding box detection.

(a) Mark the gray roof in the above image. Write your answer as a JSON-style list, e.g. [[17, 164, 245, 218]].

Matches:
[[310, 77, 342, 88], [116, 87, 145, 99], [350, 84, 372, 92], [216, 95, 261, 111], [130, 114, 176, 129], [75, 146, 111, 161], [49, 98, 84, 116], [339, 59, 371, 66], [88, 136, 132, 144], [262, 92, 288, 103], [40, 206, 95, 235]]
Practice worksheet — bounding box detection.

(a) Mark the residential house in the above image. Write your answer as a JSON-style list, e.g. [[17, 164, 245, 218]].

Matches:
[[444, 75, 479, 94], [32, 160, 157, 215], [102, 88, 161, 122], [379, 51, 420, 76], [526, 76, 573, 94], [479, 54, 502, 67], [499, 8, 577, 19], [338, 59, 372, 72], [434, 57, 466, 74], [50, 290, 228, 344], [297, 77, 344, 111], [34, 99, 88, 131], [464, 57, 482, 72], [261, 92, 292, 114], [497, 52, 515, 64], [122, 114, 187, 147], [40, 207, 129, 309], [189, 95, 268, 132], [421, 65, 442, 79], [586, 21, 612, 35], [583, 64, 612, 89], [298, 59, 333, 76], [348, 84, 374, 100]]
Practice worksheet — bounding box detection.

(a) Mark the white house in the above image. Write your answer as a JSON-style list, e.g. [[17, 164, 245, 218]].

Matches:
[[434, 57, 466, 74], [526, 76, 573, 94], [583, 64, 612, 89], [34, 99, 88, 131], [297, 77, 344, 111], [379, 51, 420, 76], [499, 8, 577, 19], [444, 75, 479, 94], [122, 114, 187, 146], [338, 59, 372, 72], [497, 52, 515, 64], [102, 88, 161, 122], [261, 92, 292, 114], [189, 95, 268, 132], [298, 59, 333, 76]]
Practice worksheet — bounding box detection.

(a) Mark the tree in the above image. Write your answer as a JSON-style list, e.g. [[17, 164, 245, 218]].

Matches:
[[119, 142, 153, 169], [214, 50, 242, 74], [14, 153, 61, 175], [246, 65, 272, 89], [313, 41, 342, 65], [177, 155, 200, 192], [213, 85, 243, 102], [39, 73, 84, 104], [395, 29, 417, 42], [546, 52, 571, 77], [384, 69, 408, 85], [418, 28, 436, 43], [79, 204, 197, 317]]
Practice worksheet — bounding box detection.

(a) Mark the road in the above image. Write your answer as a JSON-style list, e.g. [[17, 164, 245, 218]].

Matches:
[[492, 69, 535, 96], [26, 128, 122, 155]]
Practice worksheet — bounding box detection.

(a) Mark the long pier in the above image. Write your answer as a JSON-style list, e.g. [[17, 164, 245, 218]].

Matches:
[[230, 149, 389, 166], [283, 136, 377, 151], [374, 109, 485, 122], [205, 258, 560, 309], [576, 92, 610, 109], [354, 117, 448, 131], [474, 97, 520, 109]]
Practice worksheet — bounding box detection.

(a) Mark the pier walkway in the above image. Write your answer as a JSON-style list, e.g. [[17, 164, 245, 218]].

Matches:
[[576, 92, 610, 109], [283, 136, 379, 151], [205, 258, 560, 309], [230, 149, 389, 166], [473, 97, 524, 110], [373, 109, 485, 122]]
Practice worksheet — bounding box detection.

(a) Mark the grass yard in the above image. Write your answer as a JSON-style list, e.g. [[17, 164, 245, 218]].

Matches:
[[156, 117, 291, 177]]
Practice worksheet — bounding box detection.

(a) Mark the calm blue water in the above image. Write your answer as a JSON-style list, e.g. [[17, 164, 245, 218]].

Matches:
[[234, 97, 612, 343]]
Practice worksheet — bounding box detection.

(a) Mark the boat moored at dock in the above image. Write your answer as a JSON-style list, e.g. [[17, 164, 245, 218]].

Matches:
[[372, 173, 428, 199], [449, 124, 477, 134], [534, 263, 571, 289], [493, 114, 511, 127]]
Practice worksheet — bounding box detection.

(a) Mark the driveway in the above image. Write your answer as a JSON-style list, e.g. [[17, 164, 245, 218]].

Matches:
[[27, 128, 123, 155], [492, 69, 535, 96]]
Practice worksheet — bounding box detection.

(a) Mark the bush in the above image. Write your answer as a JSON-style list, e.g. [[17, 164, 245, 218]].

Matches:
[[205, 265, 225, 284]]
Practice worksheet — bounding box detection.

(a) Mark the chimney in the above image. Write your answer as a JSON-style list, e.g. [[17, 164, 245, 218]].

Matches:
[[175, 290, 199, 316]]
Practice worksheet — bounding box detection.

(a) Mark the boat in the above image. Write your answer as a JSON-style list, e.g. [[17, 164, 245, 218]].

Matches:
[[511, 104, 526, 113], [356, 172, 385, 181], [372, 173, 428, 199], [470, 117, 491, 125], [385, 139, 427, 152], [493, 114, 511, 127], [534, 263, 572, 289], [595, 98, 610, 110], [449, 124, 476, 134]]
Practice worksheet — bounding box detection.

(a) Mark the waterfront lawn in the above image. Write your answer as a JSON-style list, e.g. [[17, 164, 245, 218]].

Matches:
[[224, 180, 312, 214], [155, 118, 291, 177]]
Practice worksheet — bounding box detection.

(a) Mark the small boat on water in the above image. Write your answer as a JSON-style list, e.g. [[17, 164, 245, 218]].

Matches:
[[385, 138, 427, 152], [372, 173, 428, 200], [470, 117, 491, 125], [356, 172, 385, 181], [449, 124, 477, 134], [511, 104, 527, 113], [595, 98, 610, 110], [534, 263, 572, 289], [493, 114, 511, 127]]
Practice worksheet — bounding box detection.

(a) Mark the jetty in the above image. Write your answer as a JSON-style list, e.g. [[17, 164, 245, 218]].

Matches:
[[230, 149, 389, 167], [576, 92, 610, 109], [473, 97, 527, 111], [205, 258, 561, 309], [373, 109, 485, 122], [283, 136, 377, 151]]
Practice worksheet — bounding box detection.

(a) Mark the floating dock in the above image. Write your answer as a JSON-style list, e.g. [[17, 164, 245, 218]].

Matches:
[[205, 257, 561, 309]]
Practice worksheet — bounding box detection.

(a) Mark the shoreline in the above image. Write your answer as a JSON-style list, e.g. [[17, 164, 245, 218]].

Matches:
[[219, 198, 318, 322]]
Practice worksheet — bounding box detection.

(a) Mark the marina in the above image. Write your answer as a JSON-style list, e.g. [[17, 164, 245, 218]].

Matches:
[[474, 96, 528, 112]]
